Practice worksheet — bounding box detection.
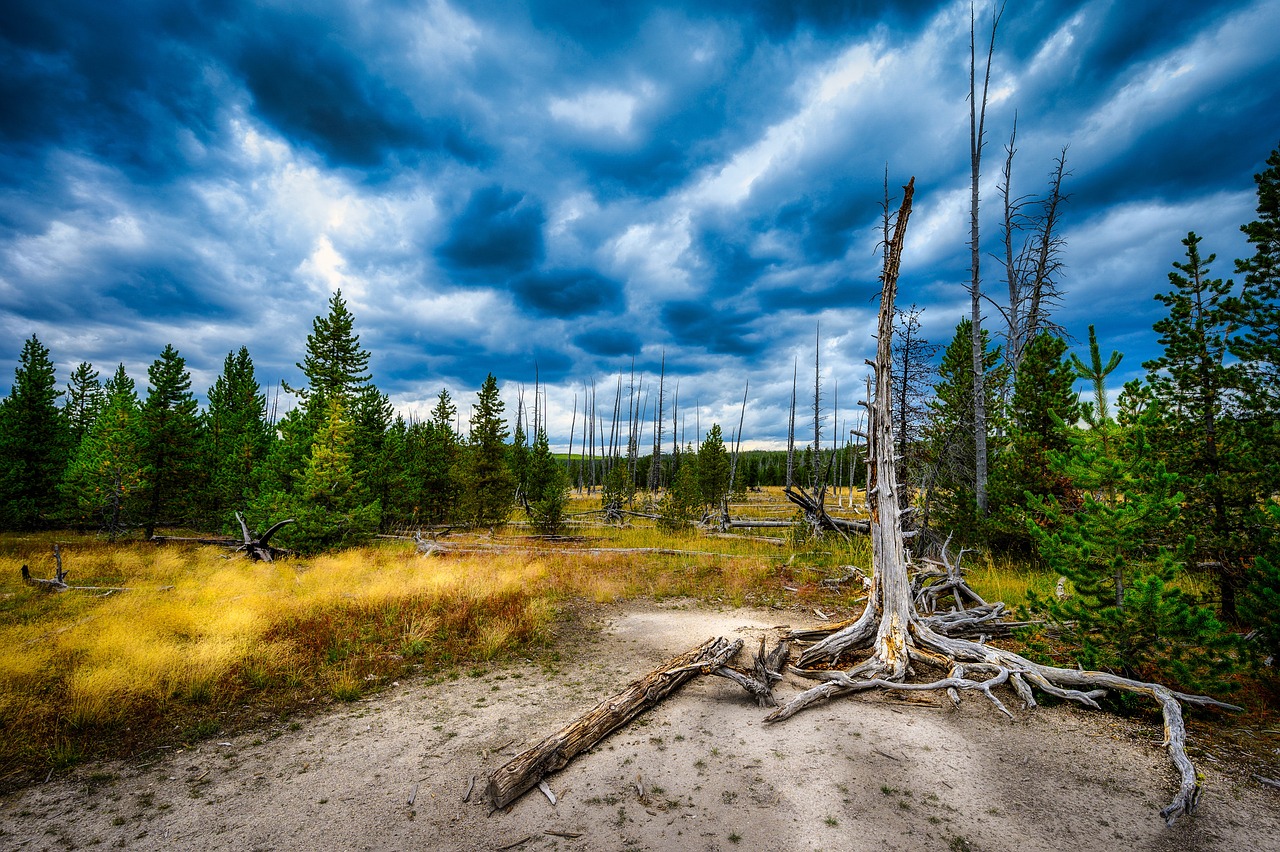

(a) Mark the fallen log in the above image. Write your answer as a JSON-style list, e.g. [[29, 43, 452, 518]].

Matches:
[[21, 564, 68, 593], [486, 636, 738, 809], [150, 535, 239, 546]]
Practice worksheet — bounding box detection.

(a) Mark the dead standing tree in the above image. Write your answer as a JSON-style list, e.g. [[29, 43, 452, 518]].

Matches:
[[765, 176, 1239, 825]]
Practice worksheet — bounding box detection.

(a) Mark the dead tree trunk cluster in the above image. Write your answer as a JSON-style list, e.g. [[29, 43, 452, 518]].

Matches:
[[488, 175, 1241, 827]]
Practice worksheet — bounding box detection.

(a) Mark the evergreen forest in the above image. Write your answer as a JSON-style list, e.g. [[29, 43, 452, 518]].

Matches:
[[2, 145, 1279, 725]]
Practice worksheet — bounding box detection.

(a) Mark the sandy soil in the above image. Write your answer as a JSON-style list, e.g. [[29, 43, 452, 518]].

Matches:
[[2, 600, 1278, 852]]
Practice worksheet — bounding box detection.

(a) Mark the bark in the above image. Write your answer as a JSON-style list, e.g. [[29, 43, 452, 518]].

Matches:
[[487, 636, 784, 809]]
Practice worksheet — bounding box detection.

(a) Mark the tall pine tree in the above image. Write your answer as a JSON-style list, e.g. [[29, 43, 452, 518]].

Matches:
[[201, 347, 271, 526], [64, 361, 104, 449], [61, 365, 144, 537], [289, 289, 372, 412], [987, 333, 1080, 556], [1144, 232, 1256, 620], [457, 374, 513, 528], [922, 319, 1003, 538], [0, 335, 70, 528], [140, 345, 201, 537], [697, 424, 731, 513]]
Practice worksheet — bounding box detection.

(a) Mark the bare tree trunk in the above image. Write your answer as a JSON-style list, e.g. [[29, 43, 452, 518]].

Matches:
[[1001, 118, 1025, 372], [969, 0, 1003, 515], [786, 362, 797, 487], [768, 175, 1238, 825], [813, 324, 822, 491], [1024, 147, 1069, 344]]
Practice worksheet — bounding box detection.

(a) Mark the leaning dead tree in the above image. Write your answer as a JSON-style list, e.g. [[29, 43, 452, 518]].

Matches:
[[766, 176, 1239, 825]]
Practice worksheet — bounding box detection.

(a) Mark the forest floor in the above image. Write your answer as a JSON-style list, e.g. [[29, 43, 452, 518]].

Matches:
[[2, 599, 1278, 852]]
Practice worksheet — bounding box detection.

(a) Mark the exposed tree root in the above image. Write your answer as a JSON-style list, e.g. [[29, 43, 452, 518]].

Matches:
[[769, 603, 1241, 825]]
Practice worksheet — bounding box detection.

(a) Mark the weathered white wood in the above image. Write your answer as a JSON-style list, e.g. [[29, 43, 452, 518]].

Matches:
[[486, 637, 738, 809], [765, 176, 1240, 825]]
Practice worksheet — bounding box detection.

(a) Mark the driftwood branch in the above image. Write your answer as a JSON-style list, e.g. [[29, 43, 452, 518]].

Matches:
[[486, 634, 788, 809], [486, 637, 736, 809], [234, 512, 296, 562]]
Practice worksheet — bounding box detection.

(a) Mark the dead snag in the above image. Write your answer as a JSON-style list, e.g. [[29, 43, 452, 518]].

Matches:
[[486, 637, 738, 809], [234, 511, 296, 562], [764, 176, 1240, 826], [21, 545, 129, 594], [21, 563, 68, 593]]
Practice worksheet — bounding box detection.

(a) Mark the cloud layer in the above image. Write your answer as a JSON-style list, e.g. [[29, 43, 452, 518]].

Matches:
[[2, 0, 1277, 447]]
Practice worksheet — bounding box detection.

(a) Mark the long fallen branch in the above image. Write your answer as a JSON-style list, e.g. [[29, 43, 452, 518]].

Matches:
[[486, 636, 735, 809], [486, 635, 788, 809]]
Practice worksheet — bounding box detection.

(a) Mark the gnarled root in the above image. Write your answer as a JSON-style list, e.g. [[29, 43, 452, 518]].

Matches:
[[772, 615, 1240, 825]]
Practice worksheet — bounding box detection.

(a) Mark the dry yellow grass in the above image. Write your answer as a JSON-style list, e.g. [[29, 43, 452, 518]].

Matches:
[[0, 503, 968, 788], [0, 536, 561, 785]]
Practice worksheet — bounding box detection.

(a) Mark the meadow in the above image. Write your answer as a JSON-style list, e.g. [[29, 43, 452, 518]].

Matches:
[[0, 487, 1091, 790]]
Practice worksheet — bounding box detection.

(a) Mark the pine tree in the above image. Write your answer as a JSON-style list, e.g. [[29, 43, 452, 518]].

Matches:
[[1024, 408, 1240, 695], [64, 361, 104, 449], [0, 335, 71, 528], [260, 291, 379, 527], [1232, 142, 1280, 414], [922, 319, 1003, 538], [290, 289, 372, 410], [1144, 232, 1256, 620], [1071, 325, 1123, 430], [457, 374, 513, 528], [139, 345, 201, 538], [987, 333, 1080, 556], [526, 427, 569, 534], [349, 383, 393, 531], [202, 347, 271, 526], [421, 389, 460, 524], [658, 448, 702, 531], [509, 402, 531, 508], [61, 365, 144, 537], [697, 424, 731, 513], [1230, 142, 1280, 562]]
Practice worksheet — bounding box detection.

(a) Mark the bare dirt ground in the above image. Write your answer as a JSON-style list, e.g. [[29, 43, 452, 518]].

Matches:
[[3, 600, 1278, 852]]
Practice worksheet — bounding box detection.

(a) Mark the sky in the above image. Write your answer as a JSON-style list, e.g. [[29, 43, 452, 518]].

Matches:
[[2, 0, 1278, 450]]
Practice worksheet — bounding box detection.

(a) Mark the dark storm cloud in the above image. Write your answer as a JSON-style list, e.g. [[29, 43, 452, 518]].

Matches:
[[232, 12, 485, 170], [512, 269, 624, 317], [0, 1, 228, 182], [661, 300, 764, 356], [437, 185, 546, 274], [1, 0, 1276, 447], [573, 327, 643, 357]]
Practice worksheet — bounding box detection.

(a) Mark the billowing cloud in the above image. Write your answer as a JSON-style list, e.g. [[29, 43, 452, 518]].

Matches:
[[437, 185, 546, 274], [512, 269, 625, 317], [1, 0, 1276, 448]]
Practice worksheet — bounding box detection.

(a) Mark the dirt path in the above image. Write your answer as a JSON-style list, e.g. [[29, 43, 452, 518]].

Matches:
[[2, 600, 1277, 851]]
